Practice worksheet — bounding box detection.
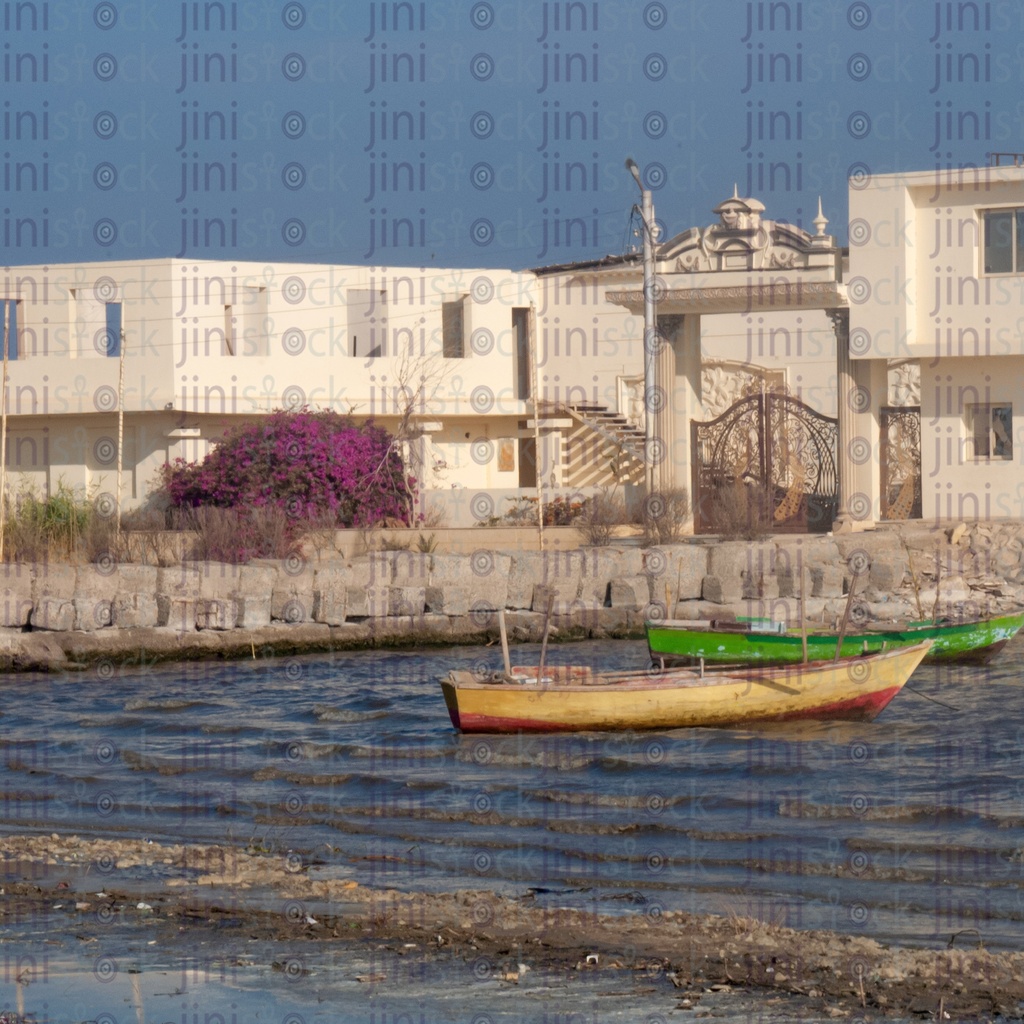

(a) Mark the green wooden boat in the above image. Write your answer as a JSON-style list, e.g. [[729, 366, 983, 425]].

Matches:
[[646, 610, 1024, 666]]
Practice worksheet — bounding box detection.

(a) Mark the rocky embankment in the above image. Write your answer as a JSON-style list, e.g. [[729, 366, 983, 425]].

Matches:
[[2, 520, 1023, 672]]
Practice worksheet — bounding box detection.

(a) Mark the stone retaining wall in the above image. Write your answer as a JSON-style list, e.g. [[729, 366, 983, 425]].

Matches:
[[4, 521, 1024, 671]]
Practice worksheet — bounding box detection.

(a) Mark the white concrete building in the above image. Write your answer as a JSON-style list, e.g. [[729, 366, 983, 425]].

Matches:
[[0, 259, 551, 526], [15, 163, 1019, 534], [847, 162, 1024, 525]]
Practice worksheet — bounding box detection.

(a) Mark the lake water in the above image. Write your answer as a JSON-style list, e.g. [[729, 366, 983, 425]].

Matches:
[[2, 636, 1023, 1021]]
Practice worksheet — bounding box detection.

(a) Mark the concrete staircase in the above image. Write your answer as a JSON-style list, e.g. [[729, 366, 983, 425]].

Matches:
[[560, 402, 646, 488]]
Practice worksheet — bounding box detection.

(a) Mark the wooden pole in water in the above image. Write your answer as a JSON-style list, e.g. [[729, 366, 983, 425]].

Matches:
[[498, 609, 512, 676], [0, 303, 9, 562], [800, 563, 809, 664], [834, 573, 859, 663], [537, 592, 555, 681], [902, 535, 924, 621], [931, 549, 943, 624]]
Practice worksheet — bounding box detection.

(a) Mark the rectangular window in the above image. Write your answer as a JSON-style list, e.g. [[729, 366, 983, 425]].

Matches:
[[223, 305, 236, 355], [982, 209, 1024, 273], [349, 289, 386, 358], [238, 286, 268, 356], [105, 302, 122, 357], [512, 307, 531, 400], [70, 288, 122, 358], [0, 300, 19, 360], [967, 403, 1013, 459], [442, 299, 465, 358]]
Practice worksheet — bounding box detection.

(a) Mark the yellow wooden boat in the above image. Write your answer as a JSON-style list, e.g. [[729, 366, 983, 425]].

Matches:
[[438, 641, 931, 733]]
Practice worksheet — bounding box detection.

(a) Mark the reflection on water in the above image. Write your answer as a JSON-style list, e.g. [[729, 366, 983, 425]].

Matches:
[[2, 638, 1024, 950], [4, 945, 870, 1024]]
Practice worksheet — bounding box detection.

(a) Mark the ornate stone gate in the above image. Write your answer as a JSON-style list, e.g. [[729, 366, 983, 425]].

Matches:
[[691, 392, 839, 534]]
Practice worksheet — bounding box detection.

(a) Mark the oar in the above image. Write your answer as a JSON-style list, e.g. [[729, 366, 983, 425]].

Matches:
[[498, 609, 512, 677]]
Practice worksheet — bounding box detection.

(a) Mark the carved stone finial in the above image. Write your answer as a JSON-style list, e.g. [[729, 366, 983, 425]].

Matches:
[[813, 197, 828, 238]]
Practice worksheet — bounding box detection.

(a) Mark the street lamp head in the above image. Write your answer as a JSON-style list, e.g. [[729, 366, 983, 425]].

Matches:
[[625, 157, 643, 190]]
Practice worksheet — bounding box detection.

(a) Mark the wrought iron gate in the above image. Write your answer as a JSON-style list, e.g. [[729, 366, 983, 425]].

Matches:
[[691, 393, 839, 534], [880, 406, 921, 520]]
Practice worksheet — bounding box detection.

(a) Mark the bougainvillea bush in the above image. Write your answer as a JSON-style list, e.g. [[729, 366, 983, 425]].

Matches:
[[162, 410, 414, 557]]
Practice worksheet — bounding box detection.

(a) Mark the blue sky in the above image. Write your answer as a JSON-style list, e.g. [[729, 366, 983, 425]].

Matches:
[[4, 0, 1018, 269]]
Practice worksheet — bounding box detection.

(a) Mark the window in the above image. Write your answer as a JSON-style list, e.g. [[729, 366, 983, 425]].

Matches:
[[966, 403, 1012, 460], [71, 288, 122, 358], [442, 300, 465, 358], [104, 302, 122, 357], [349, 289, 386, 358], [512, 308, 531, 399], [0, 300, 19, 360], [982, 209, 1024, 273]]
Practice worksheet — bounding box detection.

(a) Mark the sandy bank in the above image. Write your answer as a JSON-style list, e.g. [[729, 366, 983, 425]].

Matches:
[[2, 833, 1021, 1020]]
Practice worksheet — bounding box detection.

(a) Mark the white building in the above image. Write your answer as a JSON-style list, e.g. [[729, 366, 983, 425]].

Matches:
[[11, 164, 1016, 533]]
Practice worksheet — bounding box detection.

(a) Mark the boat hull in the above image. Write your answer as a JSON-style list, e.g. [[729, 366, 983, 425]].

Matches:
[[439, 642, 930, 733], [646, 612, 1024, 667]]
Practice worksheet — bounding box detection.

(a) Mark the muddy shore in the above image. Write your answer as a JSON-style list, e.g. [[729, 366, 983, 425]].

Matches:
[[2, 834, 1022, 1021]]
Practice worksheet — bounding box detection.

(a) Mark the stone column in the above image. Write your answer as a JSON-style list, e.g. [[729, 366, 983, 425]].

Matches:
[[652, 316, 679, 492], [828, 307, 857, 533]]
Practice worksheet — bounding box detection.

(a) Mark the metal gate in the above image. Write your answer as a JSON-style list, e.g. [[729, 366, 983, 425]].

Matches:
[[880, 406, 921, 520], [691, 393, 839, 534]]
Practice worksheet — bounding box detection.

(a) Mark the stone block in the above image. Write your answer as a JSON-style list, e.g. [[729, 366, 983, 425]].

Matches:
[[271, 591, 312, 623], [389, 586, 425, 616], [270, 561, 315, 623], [810, 565, 843, 598], [312, 568, 348, 626], [74, 597, 113, 630], [0, 570, 33, 627], [389, 550, 432, 585], [868, 554, 907, 592], [578, 547, 645, 604], [742, 571, 779, 600], [506, 551, 583, 609], [196, 598, 239, 631], [345, 553, 393, 589], [443, 550, 511, 610], [346, 584, 391, 619], [659, 545, 709, 602], [530, 584, 584, 615], [702, 575, 744, 604], [608, 576, 650, 610], [239, 564, 277, 595], [32, 596, 75, 631], [425, 585, 470, 615], [707, 541, 774, 582], [197, 561, 245, 600], [506, 552, 543, 609], [158, 595, 198, 632], [157, 564, 202, 599], [32, 564, 77, 600], [75, 564, 121, 603], [235, 595, 271, 629], [111, 593, 159, 629]]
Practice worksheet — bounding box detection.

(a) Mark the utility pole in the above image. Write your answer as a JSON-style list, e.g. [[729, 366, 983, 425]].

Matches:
[[625, 157, 658, 499]]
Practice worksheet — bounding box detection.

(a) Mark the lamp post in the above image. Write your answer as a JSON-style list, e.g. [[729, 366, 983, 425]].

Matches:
[[625, 157, 657, 499]]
